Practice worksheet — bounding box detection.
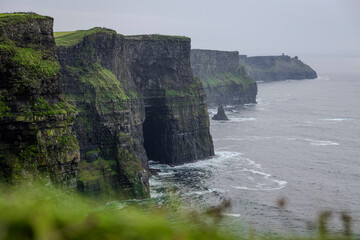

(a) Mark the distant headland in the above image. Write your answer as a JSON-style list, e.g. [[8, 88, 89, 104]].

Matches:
[[239, 54, 317, 82]]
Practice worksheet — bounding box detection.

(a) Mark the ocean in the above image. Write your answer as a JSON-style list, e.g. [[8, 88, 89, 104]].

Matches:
[[149, 57, 360, 235]]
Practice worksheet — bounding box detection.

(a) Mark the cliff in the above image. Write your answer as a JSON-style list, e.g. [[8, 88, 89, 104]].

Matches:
[[191, 49, 257, 107], [0, 13, 80, 187], [125, 36, 214, 165], [56, 30, 214, 198], [56, 29, 149, 199], [239, 54, 317, 82]]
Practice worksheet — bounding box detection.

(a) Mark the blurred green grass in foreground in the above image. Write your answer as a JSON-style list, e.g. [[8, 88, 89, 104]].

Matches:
[[0, 183, 356, 240]]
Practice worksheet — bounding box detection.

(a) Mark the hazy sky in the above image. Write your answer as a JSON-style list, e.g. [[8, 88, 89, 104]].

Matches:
[[1, 0, 359, 57]]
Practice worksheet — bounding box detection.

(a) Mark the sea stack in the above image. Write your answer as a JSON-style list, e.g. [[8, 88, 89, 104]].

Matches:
[[212, 106, 229, 121]]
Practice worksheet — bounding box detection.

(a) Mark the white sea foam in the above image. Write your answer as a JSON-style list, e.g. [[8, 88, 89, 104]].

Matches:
[[150, 192, 165, 198], [230, 117, 256, 122], [321, 118, 351, 122], [149, 178, 166, 187], [304, 139, 339, 146], [157, 171, 174, 176], [244, 158, 262, 169], [223, 213, 241, 217], [247, 177, 254, 181], [311, 141, 339, 146], [231, 178, 287, 191], [173, 151, 242, 169], [231, 167, 288, 191], [244, 103, 257, 106], [216, 136, 340, 147], [150, 151, 287, 196], [231, 185, 286, 191], [208, 109, 217, 115]]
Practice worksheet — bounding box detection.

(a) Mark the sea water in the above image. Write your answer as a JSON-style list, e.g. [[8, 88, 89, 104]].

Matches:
[[149, 57, 360, 235]]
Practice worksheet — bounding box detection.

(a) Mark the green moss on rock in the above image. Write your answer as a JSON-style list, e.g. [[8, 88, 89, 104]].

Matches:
[[0, 94, 10, 117], [29, 96, 75, 116], [0, 40, 60, 79], [68, 63, 129, 101]]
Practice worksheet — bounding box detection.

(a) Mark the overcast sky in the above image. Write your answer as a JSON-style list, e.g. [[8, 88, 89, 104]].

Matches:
[[1, 0, 359, 57]]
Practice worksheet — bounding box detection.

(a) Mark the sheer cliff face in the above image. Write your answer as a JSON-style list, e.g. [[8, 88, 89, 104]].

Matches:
[[56, 31, 214, 198], [0, 13, 80, 187], [125, 36, 214, 165], [191, 49, 257, 107], [239, 55, 317, 82], [57, 30, 150, 199]]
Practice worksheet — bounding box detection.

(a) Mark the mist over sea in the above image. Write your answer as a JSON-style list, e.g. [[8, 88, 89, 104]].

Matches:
[[150, 57, 360, 235]]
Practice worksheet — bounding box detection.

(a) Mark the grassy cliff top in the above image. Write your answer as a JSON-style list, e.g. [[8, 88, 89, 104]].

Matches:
[[244, 56, 313, 72], [0, 12, 51, 25], [54, 27, 116, 46], [54, 28, 189, 46], [125, 34, 190, 41]]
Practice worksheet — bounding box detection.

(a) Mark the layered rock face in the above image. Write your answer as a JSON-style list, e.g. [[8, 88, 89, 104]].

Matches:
[[191, 49, 257, 107], [56, 30, 214, 197], [125, 36, 214, 165], [56, 29, 149, 199], [0, 13, 80, 187], [239, 54, 317, 82]]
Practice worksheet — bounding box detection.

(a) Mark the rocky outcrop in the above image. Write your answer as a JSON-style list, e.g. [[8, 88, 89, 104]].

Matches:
[[191, 49, 257, 107], [212, 106, 229, 121], [0, 13, 80, 187], [239, 54, 317, 82], [56, 30, 214, 198]]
